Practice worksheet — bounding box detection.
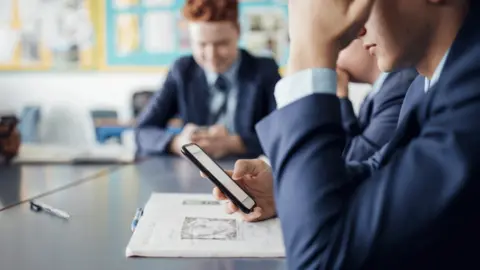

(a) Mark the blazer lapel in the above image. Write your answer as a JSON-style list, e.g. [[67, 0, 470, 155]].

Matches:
[[379, 88, 434, 167], [398, 76, 425, 123], [234, 50, 255, 132], [190, 66, 211, 125], [378, 3, 480, 168], [358, 95, 374, 128]]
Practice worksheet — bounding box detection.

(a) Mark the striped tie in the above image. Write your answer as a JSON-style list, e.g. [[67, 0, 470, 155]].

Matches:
[[209, 75, 230, 125]]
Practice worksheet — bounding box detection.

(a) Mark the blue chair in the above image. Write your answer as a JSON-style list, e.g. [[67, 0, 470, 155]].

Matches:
[[90, 110, 118, 120], [90, 109, 123, 144], [18, 106, 41, 143], [132, 91, 155, 118]]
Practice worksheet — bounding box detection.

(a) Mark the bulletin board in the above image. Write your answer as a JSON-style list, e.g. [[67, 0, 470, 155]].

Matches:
[[0, 0, 98, 71], [0, 0, 289, 72], [100, 0, 289, 71]]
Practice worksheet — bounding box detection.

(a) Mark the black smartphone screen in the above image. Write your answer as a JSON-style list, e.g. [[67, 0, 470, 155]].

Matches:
[[181, 143, 256, 213]]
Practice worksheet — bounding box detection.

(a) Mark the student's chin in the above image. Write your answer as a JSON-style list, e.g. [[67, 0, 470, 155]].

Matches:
[[376, 58, 397, 73]]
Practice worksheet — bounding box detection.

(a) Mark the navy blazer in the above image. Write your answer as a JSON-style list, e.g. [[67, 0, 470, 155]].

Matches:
[[348, 74, 426, 182], [135, 50, 280, 157], [256, 3, 480, 269], [340, 69, 417, 162]]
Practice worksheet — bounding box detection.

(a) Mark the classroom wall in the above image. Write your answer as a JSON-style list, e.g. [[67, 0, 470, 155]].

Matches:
[[0, 72, 163, 121], [0, 72, 371, 144]]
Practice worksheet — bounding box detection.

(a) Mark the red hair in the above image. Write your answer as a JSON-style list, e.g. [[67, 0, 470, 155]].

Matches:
[[182, 0, 238, 23]]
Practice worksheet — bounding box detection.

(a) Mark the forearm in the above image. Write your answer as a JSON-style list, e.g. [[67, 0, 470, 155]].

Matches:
[[225, 135, 247, 155], [257, 76, 468, 269], [345, 99, 402, 162], [344, 134, 384, 162], [339, 97, 361, 136], [255, 52, 368, 268], [135, 127, 175, 156], [257, 95, 351, 269], [235, 132, 267, 157], [288, 44, 339, 74], [168, 135, 183, 155]]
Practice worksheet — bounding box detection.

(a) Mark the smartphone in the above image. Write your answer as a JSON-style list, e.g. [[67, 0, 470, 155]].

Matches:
[[181, 143, 256, 213]]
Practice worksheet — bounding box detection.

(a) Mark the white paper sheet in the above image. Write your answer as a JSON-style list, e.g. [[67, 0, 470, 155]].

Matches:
[[126, 193, 285, 258], [115, 13, 139, 56], [15, 144, 78, 163], [0, 0, 13, 24], [14, 144, 135, 164], [74, 145, 135, 163], [0, 26, 19, 63], [143, 11, 175, 53], [142, 0, 173, 8], [114, 0, 139, 9]]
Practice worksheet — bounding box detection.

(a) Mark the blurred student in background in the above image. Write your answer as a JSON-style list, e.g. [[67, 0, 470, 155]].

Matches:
[[135, 0, 280, 159], [336, 39, 417, 162]]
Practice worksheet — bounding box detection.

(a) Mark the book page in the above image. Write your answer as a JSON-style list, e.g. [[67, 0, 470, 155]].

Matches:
[[126, 193, 285, 258]]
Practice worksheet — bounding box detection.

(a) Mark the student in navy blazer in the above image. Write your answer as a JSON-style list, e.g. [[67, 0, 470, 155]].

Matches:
[[336, 40, 417, 162], [348, 74, 426, 182], [209, 1, 480, 269], [135, 0, 279, 159]]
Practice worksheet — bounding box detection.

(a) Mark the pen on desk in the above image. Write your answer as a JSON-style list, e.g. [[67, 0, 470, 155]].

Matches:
[[131, 208, 144, 232], [29, 200, 71, 220]]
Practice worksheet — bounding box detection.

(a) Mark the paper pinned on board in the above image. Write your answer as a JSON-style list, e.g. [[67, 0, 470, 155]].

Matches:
[[0, 0, 13, 24], [126, 193, 285, 258], [0, 26, 19, 64], [142, 0, 174, 8], [143, 11, 175, 53]]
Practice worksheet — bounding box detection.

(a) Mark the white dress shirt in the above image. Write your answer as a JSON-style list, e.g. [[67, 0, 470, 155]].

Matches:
[[275, 50, 451, 109], [204, 54, 241, 133], [424, 49, 450, 92], [366, 72, 389, 100]]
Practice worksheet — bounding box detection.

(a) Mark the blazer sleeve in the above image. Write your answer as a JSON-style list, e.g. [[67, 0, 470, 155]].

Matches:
[[345, 142, 388, 184], [343, 71, 415, 162], [134, 67, 179, 155], [255, 89, 480, 269], [239, 59, 280, 157], [265, 60, 281, 113], [339, 97, 362, 136], [342, 91, 403, 162]]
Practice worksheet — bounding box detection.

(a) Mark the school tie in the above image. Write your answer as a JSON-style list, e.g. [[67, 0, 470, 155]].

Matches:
[[209, 75, 230, 125], [215, 75, 228, 92]]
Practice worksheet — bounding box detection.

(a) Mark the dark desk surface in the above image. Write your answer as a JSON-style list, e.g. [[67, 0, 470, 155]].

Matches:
[[0, 164, 113, 211], [0, 157, 286, 270]]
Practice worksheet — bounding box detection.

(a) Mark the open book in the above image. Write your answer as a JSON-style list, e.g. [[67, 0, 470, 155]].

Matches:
[[126, 193, 285, 258]]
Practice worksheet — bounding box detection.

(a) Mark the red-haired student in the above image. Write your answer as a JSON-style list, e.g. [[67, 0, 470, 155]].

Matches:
[[135, 0, 280, 159]]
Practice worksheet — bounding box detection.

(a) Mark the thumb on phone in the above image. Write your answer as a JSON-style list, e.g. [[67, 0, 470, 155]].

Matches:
[[232, 159, 264, 180]]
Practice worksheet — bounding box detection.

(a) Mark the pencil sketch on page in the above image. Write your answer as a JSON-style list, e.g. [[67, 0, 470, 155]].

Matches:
[[181, 217, 237, 240]]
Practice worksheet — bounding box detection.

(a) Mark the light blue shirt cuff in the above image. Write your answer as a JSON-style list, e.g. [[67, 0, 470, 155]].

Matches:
[[274, 68, 337, 109]]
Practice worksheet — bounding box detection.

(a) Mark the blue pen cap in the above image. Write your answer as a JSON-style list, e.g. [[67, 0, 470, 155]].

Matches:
[[131, 208, 144, 232]]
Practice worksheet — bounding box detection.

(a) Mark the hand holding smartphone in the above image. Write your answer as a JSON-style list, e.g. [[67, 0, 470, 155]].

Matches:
[[181, 143, 256, 213]]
